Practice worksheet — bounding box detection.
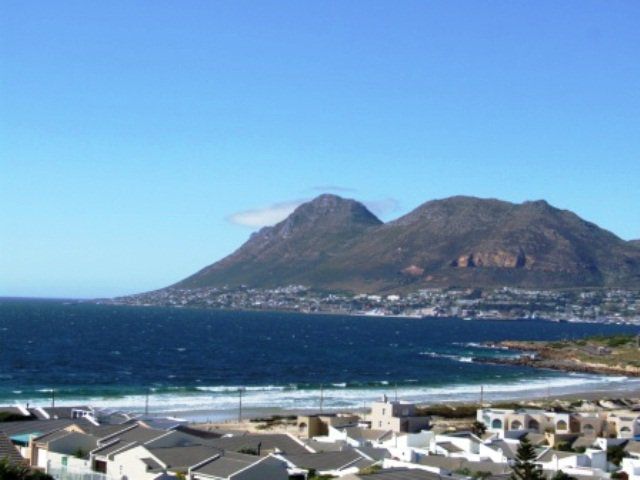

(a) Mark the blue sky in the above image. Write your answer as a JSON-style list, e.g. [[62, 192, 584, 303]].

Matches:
[[1, 1, 639, 298]]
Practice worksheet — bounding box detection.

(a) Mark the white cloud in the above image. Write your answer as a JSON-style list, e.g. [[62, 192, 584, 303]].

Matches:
[[228, 196, 401, 228], [227, 199, 306, 227]]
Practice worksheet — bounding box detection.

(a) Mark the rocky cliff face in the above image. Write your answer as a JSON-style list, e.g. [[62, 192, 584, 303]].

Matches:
[[174, 195, 640, 292]]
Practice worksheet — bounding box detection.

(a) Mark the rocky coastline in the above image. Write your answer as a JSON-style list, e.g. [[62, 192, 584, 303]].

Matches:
[[476, 339, 640, 377]]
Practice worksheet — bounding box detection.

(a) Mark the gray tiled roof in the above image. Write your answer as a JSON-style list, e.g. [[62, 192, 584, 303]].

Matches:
[[174, 425, 224, 439], [356, 446, 391, 461], [305, 439, 349, 452], [418, 455, 511, 475], [344, 427, 393, 442], [536, 449, 578, 463], [523, 433, 548, 446], [33, 428, 75, 444], [148, 444, 219, 470], [191, 451, 261, 477], [77, 419, 136, 437], [486, 440, 517, 459], [141, 456, 163, 472], [344, 468, 449, 479], [208, 433, 309, 455], [0, 419, 74, 437], [92, 439, 138, 459], [0, 432, 24, 465], [99, 424, 165, 444], [282, 450, 368, 471], [571, 436, 596, 450], [92, 425, 168, 459]]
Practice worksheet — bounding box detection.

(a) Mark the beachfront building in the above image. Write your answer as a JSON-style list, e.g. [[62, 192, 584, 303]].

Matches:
[[296, 413, 360, 438], [477, 408, 617, 440], [369, 396, 430, 433], [608, 413, 640, 438]]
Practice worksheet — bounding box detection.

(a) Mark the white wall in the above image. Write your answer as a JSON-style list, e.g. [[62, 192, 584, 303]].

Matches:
[[110, 445, 164, 480], [623, 456, 640, 480]]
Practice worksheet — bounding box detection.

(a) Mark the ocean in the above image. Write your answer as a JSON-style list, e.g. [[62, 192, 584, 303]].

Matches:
[[0, 299, 638, 421]]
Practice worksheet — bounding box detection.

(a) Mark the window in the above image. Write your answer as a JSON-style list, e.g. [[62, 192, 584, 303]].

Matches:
[[491, 419, 503, 429], [556, 420, 568, 430], [528, 419, 540, 430], [583, 424, 595, 433], [511, 420, 522, 430]]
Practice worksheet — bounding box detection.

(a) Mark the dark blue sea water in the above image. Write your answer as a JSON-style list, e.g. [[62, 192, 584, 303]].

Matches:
[[0, 299, 638, 419]]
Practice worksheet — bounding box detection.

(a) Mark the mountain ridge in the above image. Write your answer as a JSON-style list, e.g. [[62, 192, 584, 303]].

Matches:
[[174, 194, 640, 292]]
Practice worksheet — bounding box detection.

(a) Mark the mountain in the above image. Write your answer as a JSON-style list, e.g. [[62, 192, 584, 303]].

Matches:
[[177, 194, 382, 289], [631, 240, 640, 248], [175, 195, 640, 292]]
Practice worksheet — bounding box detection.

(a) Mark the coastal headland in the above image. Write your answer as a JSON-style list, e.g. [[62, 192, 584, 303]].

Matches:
[[479, 334, 640, 376]]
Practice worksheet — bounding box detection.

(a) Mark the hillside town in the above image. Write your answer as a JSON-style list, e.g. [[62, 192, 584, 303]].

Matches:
[[104, 286, 640, 324], [2, 395, 640, 480]]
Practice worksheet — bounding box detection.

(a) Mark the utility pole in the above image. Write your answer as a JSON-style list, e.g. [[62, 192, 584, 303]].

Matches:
[[319, 384, 324, 414], [238, 388, 244, 423], [546, 382, 551, 404], [479, 385, 484, 406], [144, 388, 150, 416]]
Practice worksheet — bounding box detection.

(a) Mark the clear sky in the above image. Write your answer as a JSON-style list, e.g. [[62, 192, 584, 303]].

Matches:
[[1, 1, 639, 298]]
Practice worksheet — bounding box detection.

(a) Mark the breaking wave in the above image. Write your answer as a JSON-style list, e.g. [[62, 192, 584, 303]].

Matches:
[[4, 374, 636, 421]]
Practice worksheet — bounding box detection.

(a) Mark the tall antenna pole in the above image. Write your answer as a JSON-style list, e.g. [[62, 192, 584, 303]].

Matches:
[[319, 384, 324, 413], [51, 389, 55, 409], [480, 385, 484, 406], [144, 388, 150, 416], [238, 388, 243, 423]]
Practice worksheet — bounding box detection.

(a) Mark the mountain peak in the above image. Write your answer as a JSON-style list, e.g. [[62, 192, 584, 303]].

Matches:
[[174, 194, 640, 291], [285, 194, 381, 229]]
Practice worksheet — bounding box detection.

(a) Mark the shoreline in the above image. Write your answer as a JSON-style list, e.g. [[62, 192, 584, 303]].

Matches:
[[4, 374, 639, 423], [95, 301, 640, 325]]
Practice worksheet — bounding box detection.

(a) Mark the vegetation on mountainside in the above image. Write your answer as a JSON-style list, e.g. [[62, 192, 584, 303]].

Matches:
[[173, 195, 640, 293]]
